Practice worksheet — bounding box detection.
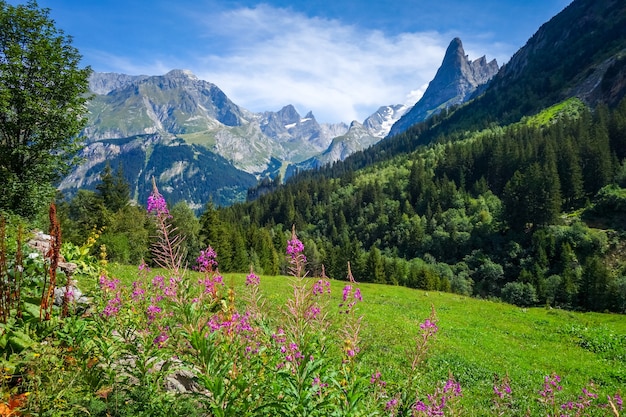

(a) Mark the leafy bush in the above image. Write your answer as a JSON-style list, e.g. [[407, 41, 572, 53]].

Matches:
[[501, 281, 539, 307], [591, 184, 626, 214]]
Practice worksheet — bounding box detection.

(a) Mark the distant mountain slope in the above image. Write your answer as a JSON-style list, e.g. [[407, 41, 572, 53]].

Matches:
[[58, 134, 258, 209], [66, 65, 410, 207], [291, 104, 408, 173], [327, 0, 626, 174], [470, 0, 626, 126], [388, 38, 498, 137]]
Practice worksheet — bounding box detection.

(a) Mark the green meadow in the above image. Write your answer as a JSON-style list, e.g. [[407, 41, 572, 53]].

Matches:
[[106, 263, 626, 414]]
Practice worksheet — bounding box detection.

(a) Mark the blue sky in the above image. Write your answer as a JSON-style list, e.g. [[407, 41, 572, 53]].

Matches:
[[11, 0, 572, 123]]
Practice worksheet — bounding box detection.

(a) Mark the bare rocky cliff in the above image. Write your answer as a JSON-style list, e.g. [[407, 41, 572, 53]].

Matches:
[[388, 38, 498, 137]]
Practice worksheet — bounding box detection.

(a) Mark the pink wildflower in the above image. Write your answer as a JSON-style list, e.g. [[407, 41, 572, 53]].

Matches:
[[246, 270, 260, 286], [153, 331, 169, 348], [286, 236, 304, 258], [196, 246, 218, 273], [147, 191, 169, 216]]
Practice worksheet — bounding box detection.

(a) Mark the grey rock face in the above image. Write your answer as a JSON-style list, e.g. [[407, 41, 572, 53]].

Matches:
[[88, 72, 149, 95], [388, 38, 499, 137]]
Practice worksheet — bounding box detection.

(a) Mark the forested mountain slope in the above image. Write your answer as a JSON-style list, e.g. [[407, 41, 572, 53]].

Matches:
[[307, 0, 626, 179], [197, 0, 626, 313], [207, 98, 626, 312]]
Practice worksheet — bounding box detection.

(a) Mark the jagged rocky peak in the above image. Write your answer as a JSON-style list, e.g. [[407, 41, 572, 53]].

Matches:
[[276, 104, 301, 124], [88, 72, 149, 95], [165, 69, 199, 80], [387, 37, 499, 137], [436, 37, 499, 97]]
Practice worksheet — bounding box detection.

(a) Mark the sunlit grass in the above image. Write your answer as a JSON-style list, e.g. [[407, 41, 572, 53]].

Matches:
[[103, 262, 626, 412]]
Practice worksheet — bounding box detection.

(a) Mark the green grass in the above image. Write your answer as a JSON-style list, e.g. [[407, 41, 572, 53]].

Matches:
[[103, 263, 626, 413], [178, 130, 218, 148], [524, 97, 587, 127]]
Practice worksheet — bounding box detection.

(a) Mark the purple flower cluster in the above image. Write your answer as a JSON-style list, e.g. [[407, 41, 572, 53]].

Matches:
[[99, 274, 120, 292], [199, 274, 223, 297], [609, 393, 623, 411], [305, 305, 322, 320], [102, 294, 121, 317], [286, 228, 308, 278], [312, 279, 331, 296], [312, 376, 328, 397], [153, 331, 169, 348], [286, 236, 305, 259], [99, 274, 123, 318], [245, 270, 260, 286], [138, 261, 151, 273], [271, 328, 305, 371], [419, 319, 438, 332], [539, 373, 563, 406], [146, 304, 162, 323], [370, 371, 387, 387], [413, 378, 462, 416], [207, 311, 254, 338], [131, 281, 145, 301], [339, 284, 363, 314], [493, 383, 512, 399], [196, 246, 218, 273], [385, 397, 399, 413], [411, 310, 439, 371], [147, 191, 169, 216]]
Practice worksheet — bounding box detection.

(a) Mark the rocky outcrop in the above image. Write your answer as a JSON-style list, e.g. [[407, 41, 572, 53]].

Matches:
[[27, 231, 77, 277], [388, 38, 499, 137], [89, 72, 149, 95]]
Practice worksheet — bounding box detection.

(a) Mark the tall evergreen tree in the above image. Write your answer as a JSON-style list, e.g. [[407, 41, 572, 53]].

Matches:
[[96, 162, 131, 212], [366, 246, 386, 284]]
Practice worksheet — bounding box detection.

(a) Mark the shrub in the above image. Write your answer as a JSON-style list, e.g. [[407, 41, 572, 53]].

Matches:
[[501, 281, 539, 307]]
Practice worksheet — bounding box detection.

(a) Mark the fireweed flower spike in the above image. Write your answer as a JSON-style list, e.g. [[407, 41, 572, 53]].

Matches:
[[147, 178, 169, 217], [147, 178, 185, 277], [339, 262, 363, 362], [413, 376, 462, 416], [286, 225, 307, 278], [539, 372, 563, 405], [608, 393, 623, 415], [410, 305, 438, 371], [196, 246, 218, 273], [245, 269, 260, 287], [493, 373, 513, 416]]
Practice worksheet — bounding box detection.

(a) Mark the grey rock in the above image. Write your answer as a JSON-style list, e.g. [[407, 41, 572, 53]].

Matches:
[[53, 284, 90, 307], [388, 38, 499, 137]]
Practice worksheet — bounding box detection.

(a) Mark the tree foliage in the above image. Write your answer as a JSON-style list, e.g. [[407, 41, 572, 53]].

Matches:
[[0, 0, 91, 218]]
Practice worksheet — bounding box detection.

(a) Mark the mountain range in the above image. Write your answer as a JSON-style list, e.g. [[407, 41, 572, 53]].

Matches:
[[58, 38, 498, 208]]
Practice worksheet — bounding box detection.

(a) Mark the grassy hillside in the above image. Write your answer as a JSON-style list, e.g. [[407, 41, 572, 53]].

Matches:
[[105, 263, 626, 413]]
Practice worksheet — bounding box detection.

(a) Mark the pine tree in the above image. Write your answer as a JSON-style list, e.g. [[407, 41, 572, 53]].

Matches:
[[96, 162, 131, 212], [366, 246, 386, 284]]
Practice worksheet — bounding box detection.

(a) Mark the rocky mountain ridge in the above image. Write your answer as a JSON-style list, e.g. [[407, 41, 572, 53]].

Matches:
[[388, 37, 499, 137], [62, 37, 498, 208]]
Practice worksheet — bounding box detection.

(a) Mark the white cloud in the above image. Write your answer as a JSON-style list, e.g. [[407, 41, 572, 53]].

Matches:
[[85, 49, 173, 78], [192, 5, 450, 123], [85, 4, 507, 124]]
